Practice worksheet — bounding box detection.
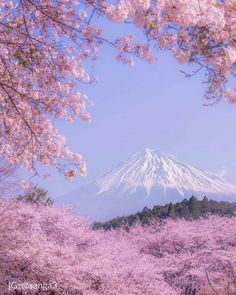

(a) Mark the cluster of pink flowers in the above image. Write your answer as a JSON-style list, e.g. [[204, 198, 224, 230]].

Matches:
[[101, 0, 236, 101], [1, 1, 236, 179], [0, 0, 102, 179], [0, 199, 236, 294]]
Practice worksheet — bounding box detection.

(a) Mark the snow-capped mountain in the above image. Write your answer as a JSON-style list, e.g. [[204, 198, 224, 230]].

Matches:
[[59, 149, 236, 221]]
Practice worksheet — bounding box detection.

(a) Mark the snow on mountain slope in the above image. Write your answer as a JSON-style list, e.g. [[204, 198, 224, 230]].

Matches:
[[94, 148, 236, 197], [59, 149, 236, 221]]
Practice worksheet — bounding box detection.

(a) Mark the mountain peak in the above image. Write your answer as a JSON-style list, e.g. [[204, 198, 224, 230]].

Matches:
[[143, 148, 174, 161], [144, 147, 165, 156], [145, 147, 155, 154], [94, 149, 236, 197], [62, 150, 236, 221]]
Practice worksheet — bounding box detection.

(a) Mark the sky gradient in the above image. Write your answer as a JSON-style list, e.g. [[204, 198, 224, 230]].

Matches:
[[35, 41, 236, 201]]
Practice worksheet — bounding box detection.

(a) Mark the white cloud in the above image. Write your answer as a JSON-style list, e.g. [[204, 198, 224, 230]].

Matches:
[[216, 167, 227, 178]]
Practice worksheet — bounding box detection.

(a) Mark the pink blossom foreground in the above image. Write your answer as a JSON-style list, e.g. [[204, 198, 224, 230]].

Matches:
[[0, 200, 236, 294], [1, 1, 236, 179]]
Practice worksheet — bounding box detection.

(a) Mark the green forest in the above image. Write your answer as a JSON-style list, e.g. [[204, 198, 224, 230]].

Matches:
[[93, 196, 236, 230]]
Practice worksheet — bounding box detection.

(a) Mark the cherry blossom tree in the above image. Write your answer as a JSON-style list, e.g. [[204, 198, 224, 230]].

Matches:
[[0, 199, 175, 294], [0, 199, 236, 294], [99, 0, 236, 103], [0, 159, 20, 197], [0, 0, 99, 180], [1, 0, 236, 179], [131, 216, 236, 294]]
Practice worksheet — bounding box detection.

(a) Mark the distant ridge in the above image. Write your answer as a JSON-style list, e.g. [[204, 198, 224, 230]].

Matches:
[[60, 149, 236, 220]]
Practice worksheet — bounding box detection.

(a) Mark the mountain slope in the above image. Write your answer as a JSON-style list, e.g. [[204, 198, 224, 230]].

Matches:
[[94, 149, 236, 196], [59, 149, 236, 221]]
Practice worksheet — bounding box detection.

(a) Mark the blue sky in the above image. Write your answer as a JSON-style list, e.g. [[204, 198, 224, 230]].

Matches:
[[35, 35, 236, 201]]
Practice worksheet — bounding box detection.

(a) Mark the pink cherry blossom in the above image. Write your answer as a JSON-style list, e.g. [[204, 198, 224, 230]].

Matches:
[[0, 0, 102, 180], [0, 199, 236, 294], [100, 0, 236, 102], [20, 180, 30, 189], [0, 1, 236, 180]]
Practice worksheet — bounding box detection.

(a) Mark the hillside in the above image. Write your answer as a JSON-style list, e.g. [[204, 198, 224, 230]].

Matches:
[[93, 196, 236, 230]]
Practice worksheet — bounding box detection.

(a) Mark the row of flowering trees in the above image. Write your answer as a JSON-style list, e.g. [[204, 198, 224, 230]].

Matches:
[[0, 0, 236, 180], [0, 199, 235, 294]]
